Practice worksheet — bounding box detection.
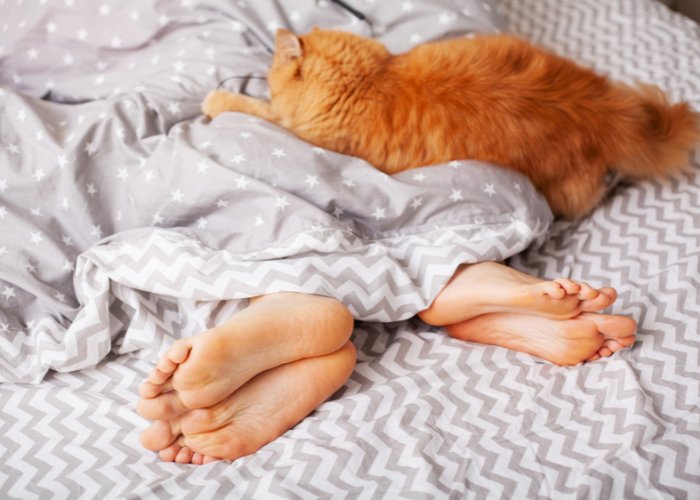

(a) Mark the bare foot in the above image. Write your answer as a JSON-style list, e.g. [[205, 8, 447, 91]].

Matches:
[[140, 342, 356, 463], [138, 293, 353, 415], [418, 261, 618, 326], [446, 311, 637, 366]]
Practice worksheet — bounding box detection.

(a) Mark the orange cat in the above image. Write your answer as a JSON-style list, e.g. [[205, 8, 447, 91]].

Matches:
[[203, 29, 700, 218]]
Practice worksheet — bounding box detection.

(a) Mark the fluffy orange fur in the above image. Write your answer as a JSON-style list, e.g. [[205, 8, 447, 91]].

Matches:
[[203, 29, 700, 218]]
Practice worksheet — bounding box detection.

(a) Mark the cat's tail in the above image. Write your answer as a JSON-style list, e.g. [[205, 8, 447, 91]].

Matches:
[[611, 83, 700, 178]]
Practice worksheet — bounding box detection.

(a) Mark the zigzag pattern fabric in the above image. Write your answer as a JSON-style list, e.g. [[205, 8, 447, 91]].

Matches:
[[2, 0, 699, 497]]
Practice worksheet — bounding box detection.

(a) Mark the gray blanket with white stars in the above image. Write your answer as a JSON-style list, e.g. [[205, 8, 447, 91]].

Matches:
[[0, 0, 552, 383]]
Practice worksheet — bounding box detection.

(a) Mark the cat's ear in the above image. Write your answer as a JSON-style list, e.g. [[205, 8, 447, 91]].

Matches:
[[275, 29, 303, 62]]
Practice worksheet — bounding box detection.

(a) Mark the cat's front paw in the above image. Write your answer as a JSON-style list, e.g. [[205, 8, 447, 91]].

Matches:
[[202, 89, 240, 119]]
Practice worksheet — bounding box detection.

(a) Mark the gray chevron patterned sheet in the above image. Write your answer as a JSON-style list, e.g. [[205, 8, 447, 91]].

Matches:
[[1, 0, 699, 498]]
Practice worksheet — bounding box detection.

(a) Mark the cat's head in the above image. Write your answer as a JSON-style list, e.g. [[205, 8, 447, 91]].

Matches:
[[268, 28, 389, 112]]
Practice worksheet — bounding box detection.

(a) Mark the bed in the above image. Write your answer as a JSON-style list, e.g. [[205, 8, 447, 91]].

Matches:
[[1, 0, 699, 497]]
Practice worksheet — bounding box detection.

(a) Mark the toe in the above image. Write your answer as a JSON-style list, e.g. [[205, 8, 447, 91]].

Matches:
[[138, 391, 189, 420], [156, 355, 179, 376], [598, 346, 613, 358], [159, 443, 181, 462], [580, 287, 617, 312], [168, 338, 193, 364], [140, 419, 180, 451], [539, 281, 566, 299], [576, 282, 599, 300], [175, 446, 194, 464], [148, 368, 172, 385], [139, 379, 174, 399], [581, 313, 637, 339], [185, 428, 254, 462], [604, 336, 635, 352], [192, 452, 204, 465], [203, 455, 221, 464], [554, 278, 580, 295]]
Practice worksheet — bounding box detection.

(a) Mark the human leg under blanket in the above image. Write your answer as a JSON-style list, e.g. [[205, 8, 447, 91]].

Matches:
[[418, 261, 636, 365], [139, 292, 355, 464], [138, 262, 635, 463]]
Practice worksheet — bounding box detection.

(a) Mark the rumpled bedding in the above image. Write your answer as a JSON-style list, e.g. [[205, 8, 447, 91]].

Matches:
[[1, 0, 699, 498], [0, 0, 548, 383]]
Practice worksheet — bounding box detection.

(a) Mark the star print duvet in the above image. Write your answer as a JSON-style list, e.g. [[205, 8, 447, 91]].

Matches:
[[2, 0, 700, 498], [0, 0, 550, 383]]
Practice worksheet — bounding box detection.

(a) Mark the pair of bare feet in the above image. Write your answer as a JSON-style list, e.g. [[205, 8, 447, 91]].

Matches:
[[138, 261, 636, 464]]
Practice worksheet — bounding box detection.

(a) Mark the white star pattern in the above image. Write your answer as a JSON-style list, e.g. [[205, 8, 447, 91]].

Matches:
[[196, 217, 208, 229], [197, 161, 210, 174], [30, 231, 43, 245], [412, 173, 426, 182], [410, 197, 423, 209], [62, 235, 73, 247], [0, 179, 7, 193], [87, 183, 97, 196], [271, 148, 286, 158], [235, 176, 250, 190], [231, 154, 246, 165], [167, 102, 181, 115], [84, 141, 98, 155], [274, 195, 290, 211], [1, 286, 16, 301], [342, 178, 356, 189], [254, 215, 264, 226], [484, 183, 496, 196], [438, 12, 456, 24], [304, 175, 320, 188], [62, 259, 75, 273], [0, 206, 7, 219], [372, 207, 387, 220], [117, 168, 130, 180], [171, 189, 185, 203], [449, 189, 463, 202], [216, 199, 229, 208], [152, 212, 164, 225]]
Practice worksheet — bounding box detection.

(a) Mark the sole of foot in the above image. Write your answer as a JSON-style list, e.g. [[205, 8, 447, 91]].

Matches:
[[419, 261, 618, 325], [446, 311, 637, 366], [140, 341, 357, 464], [138, 293, 353, 417]]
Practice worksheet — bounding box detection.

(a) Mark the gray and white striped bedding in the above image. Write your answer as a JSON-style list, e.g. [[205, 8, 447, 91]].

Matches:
[[1, 0, 699, 497]]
